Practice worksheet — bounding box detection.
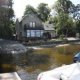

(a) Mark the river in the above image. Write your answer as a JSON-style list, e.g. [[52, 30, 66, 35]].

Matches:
[[1, 43, 80, 80]]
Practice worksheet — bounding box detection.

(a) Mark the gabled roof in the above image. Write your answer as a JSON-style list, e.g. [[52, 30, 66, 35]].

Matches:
[[19, 13, 42, 23]]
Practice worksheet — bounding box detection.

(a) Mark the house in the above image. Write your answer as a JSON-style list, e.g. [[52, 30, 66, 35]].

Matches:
[[43, 23, 57, 39], [16, 13, 57, 41], [16, 13, 44, 41]]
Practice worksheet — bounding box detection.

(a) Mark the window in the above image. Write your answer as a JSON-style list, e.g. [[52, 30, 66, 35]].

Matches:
[[33, 22, 35, 27], [26, 30, 42, 37], [41, 30, 44, 37], [27, 30, 31, 37], [31, 30, 35, 37], [30, 22, 33, 27], [29, 22, 36, 27], [36, 30, 41, 37]]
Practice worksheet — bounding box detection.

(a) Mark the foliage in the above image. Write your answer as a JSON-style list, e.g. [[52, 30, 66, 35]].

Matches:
[[37, 3, 51, 22], [53, 0, 74, 14], [72, 4, 80, 35], [24, 5, 37, 15], [76, 20, 80, 34], [72, 4, 80, 20], [53, 0, 76, 37], [24, 3, 51, 22], [48, 16, 56, 24], [0, 0, 14, 39]]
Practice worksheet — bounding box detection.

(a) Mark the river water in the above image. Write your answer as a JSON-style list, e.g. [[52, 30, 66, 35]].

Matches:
[[1, 43, 80, 80], [16, 44, 80, 80]]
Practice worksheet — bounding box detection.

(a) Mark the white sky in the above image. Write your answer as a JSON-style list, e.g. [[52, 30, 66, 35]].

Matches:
[[13, 0, 80, 19]]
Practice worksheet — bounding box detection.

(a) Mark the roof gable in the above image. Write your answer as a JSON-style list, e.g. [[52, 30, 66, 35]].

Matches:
[[20, 13, 42, 23]]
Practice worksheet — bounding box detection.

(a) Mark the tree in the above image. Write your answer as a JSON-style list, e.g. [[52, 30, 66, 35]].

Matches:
[[53, 0, 76, 37], [76, 20, 80, 35], [68, 4, 80, 37], [48, 16, 56, 24], [72, 4, 80, 20], [53, 13, 75, 36], [24, 5, 37, 15], [37, 3, 51, 22], [53, 0, 74, 14], [0, 0, 14, 39]]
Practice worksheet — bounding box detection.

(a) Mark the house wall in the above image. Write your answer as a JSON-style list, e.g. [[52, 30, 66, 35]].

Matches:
[[16, 14, 57, 41], [16, 14, 44, 41], [21, 14, 43, 37], [44, 30, 57, 38], [43, 23, 57, 38], [16, 19, 20, 40]]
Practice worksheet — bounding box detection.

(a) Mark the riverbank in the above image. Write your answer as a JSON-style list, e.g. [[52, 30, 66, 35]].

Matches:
[[22, 37, 80, 47], [23, 37, 80, 49]]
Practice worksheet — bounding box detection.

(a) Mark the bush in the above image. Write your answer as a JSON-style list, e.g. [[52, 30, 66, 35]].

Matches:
[[59, 34, 65, 40]]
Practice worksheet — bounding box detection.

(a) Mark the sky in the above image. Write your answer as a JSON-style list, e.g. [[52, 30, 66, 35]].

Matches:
[[13, 0, 80, 19]]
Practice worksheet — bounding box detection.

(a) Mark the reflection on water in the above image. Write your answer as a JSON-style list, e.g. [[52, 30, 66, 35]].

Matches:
[[0, 64, 16, 73], [24, 44, 80, 72], [1, 44, 80, 80]]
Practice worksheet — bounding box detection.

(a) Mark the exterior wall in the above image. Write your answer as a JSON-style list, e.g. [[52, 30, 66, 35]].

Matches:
[[22, 14, 42, 27], [21, 14, 43, 37], [43, 23, 57, 38], [16, 14, 44, 41], [16, 19, 20, 40], [44, 30, 57, 38], [16, 14, 57, 41], [16, 20, 23, 40]]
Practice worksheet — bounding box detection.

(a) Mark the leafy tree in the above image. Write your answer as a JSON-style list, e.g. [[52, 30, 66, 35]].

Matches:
[[53, 0, 74, 14], [72, 4, 80, 20], [0, 0, 14, 39], [76, 20, 80, 34], [24, 5, 37, 15], [53, 0, 76, 37], [71, 4, 80, 37], [53, 13, 75, 36], [37, 3, 51, 22], [48, 16, 56, 24]]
